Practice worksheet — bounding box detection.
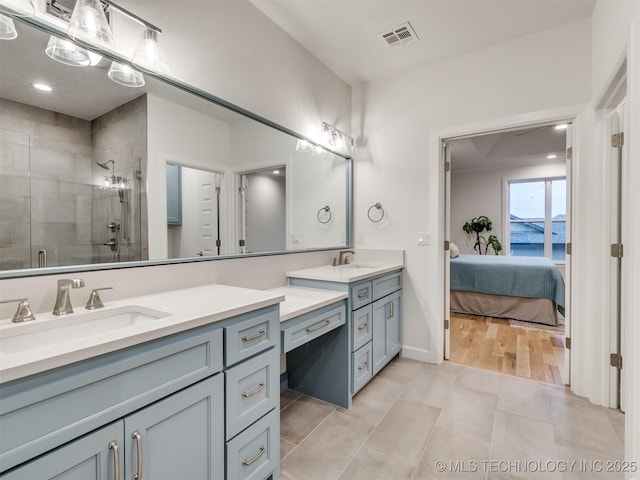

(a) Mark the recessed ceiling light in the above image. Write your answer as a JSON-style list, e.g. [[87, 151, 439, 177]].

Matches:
[[273, 170, 280, 175], [33, 83, 52, 92], [554, 124, 568, 130], [547, 154, 557, 159]]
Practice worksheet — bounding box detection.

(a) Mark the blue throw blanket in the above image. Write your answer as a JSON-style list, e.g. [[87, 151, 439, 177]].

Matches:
[[450, 254, 565, 315]]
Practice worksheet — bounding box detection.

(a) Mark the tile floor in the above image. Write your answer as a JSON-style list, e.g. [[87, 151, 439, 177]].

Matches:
[[279, 357, 625, 479]]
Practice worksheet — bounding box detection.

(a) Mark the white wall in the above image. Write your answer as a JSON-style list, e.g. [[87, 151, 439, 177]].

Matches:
[[590, 0, 640, 466], [451, 162, 566, 254], [244, 172, 286, 253], [352, 18, 591, 363]]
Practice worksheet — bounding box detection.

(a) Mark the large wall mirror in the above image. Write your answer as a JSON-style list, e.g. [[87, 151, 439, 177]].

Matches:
[[0, 17, 352, 278]]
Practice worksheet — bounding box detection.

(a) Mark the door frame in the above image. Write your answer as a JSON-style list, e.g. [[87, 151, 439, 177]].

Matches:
[[431, 104, 584, 378]]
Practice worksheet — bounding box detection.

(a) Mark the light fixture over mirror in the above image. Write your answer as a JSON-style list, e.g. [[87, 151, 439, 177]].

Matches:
[[67, 0, 114, 47], [108, 61, 145, 87], [0, 13, 16, 39], [45, 35, 91, 66], [0, 0, 35, 17], [132, 27, 168, 74]]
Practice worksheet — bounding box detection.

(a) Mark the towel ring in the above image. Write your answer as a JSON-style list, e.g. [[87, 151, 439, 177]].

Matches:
[[317, 206, 332, 224], [367, 203, 384, 223]]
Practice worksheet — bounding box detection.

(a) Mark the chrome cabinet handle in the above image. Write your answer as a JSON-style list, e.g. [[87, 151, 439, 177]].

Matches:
[[358, 361, 368, 371], [357, 289, 368, 299], [242, 330, 266, 343], [357, 323, 368, 331], [306, 319, 331, 333], [390, 301, 394, 318], [241, 382, 266, 399], [242, 445, 266, 467], [109, 441, 121, 480], [132, 431, 143, 480]]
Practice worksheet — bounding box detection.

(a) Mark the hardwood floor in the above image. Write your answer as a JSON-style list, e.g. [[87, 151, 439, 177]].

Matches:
[[449, 312, 566, 386]]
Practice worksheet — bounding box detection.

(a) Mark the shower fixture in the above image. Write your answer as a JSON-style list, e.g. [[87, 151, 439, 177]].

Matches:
[[96, 159, 114, 170]]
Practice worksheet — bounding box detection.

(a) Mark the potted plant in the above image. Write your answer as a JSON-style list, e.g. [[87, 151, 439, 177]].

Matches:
[[462, 216, 503, 255]]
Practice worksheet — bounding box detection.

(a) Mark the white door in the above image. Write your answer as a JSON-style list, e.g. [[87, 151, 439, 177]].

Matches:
[[198, 172, 218, 256], [563, 125, 573, 385], [608, 105, 625, 410], [443, 142, 452, 360]]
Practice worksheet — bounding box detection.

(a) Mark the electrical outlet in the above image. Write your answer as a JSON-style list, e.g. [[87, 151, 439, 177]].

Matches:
[[417, 232, 431, 246]]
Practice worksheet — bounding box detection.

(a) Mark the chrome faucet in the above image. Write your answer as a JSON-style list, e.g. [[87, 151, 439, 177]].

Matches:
[[53, 278, 85, 315], [338, 250, 355, 265], [0, 298, 36, 323]]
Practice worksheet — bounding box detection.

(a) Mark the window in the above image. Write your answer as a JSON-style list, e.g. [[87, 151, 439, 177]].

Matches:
[[507, 177, 566, 261]]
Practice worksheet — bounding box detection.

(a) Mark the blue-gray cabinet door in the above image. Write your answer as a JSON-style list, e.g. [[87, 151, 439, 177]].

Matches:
[[166, 163, 182, 225], [1, 421, 124, 480], [372, 291, 402, 375], [124, 374, 224, 480]]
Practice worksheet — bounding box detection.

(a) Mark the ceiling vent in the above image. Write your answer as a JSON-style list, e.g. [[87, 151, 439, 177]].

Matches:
[[379, 22, 419, 48]]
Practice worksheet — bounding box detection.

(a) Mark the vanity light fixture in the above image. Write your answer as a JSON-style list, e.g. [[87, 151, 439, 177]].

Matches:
[[67, 0, 114, 48], [295, 139, 313, 152], [0, 0, 35, 17], [131, 26, 168, 74], [45, 35, 91, 66], [0, 13, 16, 39], [108, 61, 145, 87], [320, 122, 353, 156]]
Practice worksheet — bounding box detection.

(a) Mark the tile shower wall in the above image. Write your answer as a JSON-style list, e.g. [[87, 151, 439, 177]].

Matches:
[[0, 97, 147, 270], [91, 95, 147, 262]]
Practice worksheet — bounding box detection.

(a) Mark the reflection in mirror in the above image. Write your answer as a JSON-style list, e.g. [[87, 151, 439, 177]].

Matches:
[[167, 163, 223, 259], [0, 17, 350, 277]]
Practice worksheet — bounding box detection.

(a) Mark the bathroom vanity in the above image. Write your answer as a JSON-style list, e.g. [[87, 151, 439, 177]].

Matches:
[[0, 285, 284, 480], [285, 256, 404, 408]]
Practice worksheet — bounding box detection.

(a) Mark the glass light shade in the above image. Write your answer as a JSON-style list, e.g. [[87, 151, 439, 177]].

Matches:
[[67, 0, 114, 48], [0, 13, 16, 40], [108, 61, 145, 88], [0, 0, 35, 17], [131, 27, 168, 74], [295, 139, 313, 152], [321, 124, 334, 148], [87, 51, 102, 66], [311, 145, 327, 158], [45, 35, 90, 66]]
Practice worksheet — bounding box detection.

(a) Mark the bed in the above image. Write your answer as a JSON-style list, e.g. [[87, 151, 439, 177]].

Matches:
[[450, 254, 565, 326]]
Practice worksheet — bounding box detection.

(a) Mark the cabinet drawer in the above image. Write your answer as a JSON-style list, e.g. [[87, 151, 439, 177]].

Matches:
[[373, 271, 402, 300], [226, 348, 279, 440], [352, 343, 373, 394], [350, 281, 372, 310], [281, 303, 346, 353], [352, 305, 372, 352], [225, 307, 279, 367], [0, 326, 223, 473], [226, 409, 279, 480]]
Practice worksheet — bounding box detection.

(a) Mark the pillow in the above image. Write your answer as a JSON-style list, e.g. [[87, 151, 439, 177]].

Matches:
[[449, 242, 459, 259]]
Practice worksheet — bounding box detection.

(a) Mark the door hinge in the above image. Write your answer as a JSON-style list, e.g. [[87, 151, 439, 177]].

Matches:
[[610, 353, 623, 369], [215, 239, 221, 247], [566, 242, 572, 255], [444, 240, 450, 251], [611, 243, 624, 258], [239, 239, 246, 247], [566, 147, 573, 161], [565, 337, 571, 349], [445, 161, 451, 172], [611, 132, 624, 148], [444, 319, 450, 330]]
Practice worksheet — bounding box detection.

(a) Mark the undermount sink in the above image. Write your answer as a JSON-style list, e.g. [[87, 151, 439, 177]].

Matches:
[[0, 305, 171, 354], [338, 264, 377, 269]]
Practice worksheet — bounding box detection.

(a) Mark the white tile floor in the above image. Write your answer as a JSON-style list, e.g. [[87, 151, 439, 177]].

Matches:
[[280, 357, 625, 480]]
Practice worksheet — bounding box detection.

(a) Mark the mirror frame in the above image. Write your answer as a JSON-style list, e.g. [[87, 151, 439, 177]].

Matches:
[[0, 16, 353, 280]]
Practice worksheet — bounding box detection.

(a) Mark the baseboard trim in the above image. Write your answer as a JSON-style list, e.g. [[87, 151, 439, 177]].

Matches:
[[402, 345, 439, 364]]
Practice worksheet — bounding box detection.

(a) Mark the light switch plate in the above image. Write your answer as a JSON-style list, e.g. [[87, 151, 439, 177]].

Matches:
[[291, 232, 300, 243], [417, 232, 431, 246], [357, 231, 365, 243]]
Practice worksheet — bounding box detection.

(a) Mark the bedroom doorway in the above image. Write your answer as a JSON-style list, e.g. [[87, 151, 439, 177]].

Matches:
[[442, 121, 573, 387]]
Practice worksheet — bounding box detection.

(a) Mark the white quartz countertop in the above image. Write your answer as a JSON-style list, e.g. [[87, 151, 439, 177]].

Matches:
[[286, 262, 403, 283], [268, 286, 347, 322], [0, 284, 284, 384]]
